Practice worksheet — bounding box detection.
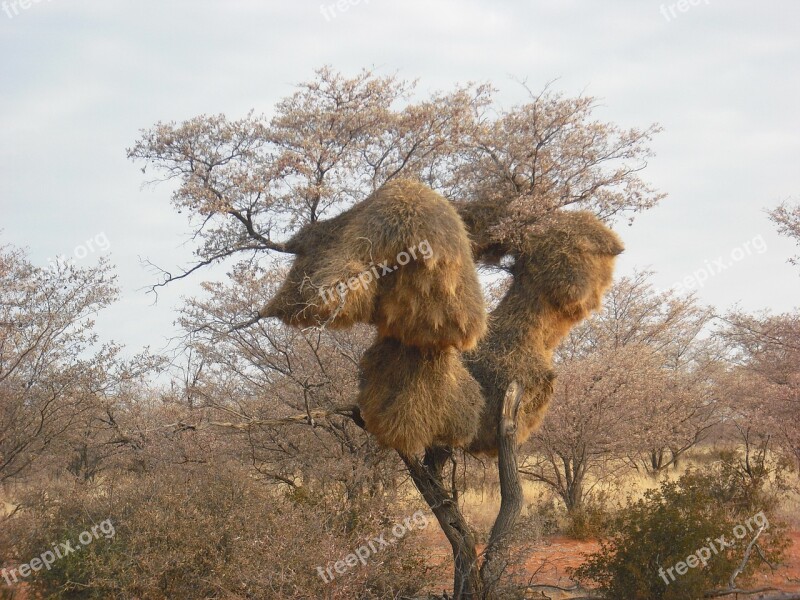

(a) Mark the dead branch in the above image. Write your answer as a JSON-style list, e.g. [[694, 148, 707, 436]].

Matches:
[[147, 405, 364, 434], [729, 525, 766, 589]]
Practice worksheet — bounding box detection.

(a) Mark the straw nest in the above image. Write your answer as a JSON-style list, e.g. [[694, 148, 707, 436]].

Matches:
[[264, 178, 622, 458], [466, 211, 624, 455], [357, 337, 485, 456], [263, 179, 486, 351], [263, 179, 488, 456]]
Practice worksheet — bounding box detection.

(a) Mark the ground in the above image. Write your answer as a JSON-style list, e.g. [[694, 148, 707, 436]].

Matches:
[[420, 528, 800, 598]]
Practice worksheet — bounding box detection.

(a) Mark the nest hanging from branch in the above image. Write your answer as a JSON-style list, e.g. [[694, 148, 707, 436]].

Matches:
[[265, 178, 623, 457]]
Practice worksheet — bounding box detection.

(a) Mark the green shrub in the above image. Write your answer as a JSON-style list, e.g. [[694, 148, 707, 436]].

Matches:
[[572, 466, 789, 600]]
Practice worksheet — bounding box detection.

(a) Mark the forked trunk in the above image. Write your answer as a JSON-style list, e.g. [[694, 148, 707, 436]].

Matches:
[[400, 382, 525, 600]]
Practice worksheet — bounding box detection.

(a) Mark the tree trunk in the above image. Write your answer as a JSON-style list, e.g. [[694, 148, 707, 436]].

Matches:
[[401, 381, 526, 600], [561, 456, 584, 514], [342, 406, 483, 598], [480, 382, 525, 598], [402, 448, 483, 599], [566, 476, 583, 513]]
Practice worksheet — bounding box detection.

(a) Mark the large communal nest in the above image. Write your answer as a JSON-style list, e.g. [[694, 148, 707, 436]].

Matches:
[[264, 178, 623, 458]]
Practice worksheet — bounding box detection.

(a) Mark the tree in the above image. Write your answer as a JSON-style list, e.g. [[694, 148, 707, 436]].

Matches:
[[717, 203, 800, 472], [128, 67, 664, 599], [769, 200, 800, 267], [128, 67, 662, 292], [522, 273, 721, 514], [0, 243, 116, 482], [719, 311, 800, 471]]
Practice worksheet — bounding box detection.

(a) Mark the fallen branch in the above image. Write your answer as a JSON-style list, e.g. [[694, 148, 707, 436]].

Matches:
[[706, 591, 800, 600], [729, 525, 766, 589], [205, 405, 363, 430]]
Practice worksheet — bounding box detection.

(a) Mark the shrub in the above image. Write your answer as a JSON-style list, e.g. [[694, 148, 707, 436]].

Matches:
[[2, 466, 438, 599], [519, 491, 613, 540], [521, 494, 561, 539], [563, 493, 614, 540], [572, 466, 789, 600]]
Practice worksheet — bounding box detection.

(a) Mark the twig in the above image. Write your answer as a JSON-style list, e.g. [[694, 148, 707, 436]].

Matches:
[[728, 525, 766, 589]]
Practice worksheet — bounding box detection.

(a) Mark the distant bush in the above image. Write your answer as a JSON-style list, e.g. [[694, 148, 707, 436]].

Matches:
[[521, 494, 561, 539], [520, 491, 613, 541], [563, 493, 615, 540], [2, 466, 437, 599], [572, 466, 789, 600]]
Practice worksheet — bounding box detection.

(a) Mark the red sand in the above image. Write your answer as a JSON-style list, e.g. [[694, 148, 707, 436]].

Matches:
[[422, 527, 800, 597]]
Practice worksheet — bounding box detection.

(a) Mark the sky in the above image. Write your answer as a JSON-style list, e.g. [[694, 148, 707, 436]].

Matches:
[[1, 0, 799, 358]]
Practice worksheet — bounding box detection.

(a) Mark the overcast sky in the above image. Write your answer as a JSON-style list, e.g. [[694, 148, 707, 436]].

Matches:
[[1, 0, 798, 357]]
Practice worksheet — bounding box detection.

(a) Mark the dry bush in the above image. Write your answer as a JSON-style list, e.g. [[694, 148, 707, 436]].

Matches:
[[3, 465, 438, 600]]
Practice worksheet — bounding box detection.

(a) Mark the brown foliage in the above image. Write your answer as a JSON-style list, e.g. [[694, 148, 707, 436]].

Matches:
[[720, 310, 800, 467], [523, 273, 721, 511], [3, 464, 435, 600], [0, 244, 153, 482], [770, 200, 800, 267], [128, 68, 662, 292]]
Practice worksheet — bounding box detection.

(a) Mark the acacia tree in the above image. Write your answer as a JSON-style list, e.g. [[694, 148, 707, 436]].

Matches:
[[719, 310, 800, 472], [522, 273, 721, 513], [0, 244, 140, 484], [770, 200, 800, 267], [600, 275, 721, 475], [129, 67, 663, 599], [715, 203, 800, 472]]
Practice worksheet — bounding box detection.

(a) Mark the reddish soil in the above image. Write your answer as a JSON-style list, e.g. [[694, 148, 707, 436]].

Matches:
[[421, 528, 800, 598], [753, 530, 800, 593]]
